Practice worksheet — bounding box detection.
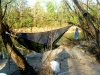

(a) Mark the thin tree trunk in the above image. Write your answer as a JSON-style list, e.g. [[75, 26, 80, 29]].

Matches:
[[0, 0, 2, 33], [19, 0, 23, 21], [34, 8, 37, 27], [87, 0, 89, 11]]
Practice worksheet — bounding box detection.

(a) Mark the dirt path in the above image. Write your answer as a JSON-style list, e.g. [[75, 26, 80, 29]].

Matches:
[[0, 45, 100, 75], [66, 46, 100, 75]]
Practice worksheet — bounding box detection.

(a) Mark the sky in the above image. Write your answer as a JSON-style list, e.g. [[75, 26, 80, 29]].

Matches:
[[27, 0, 61, 7], [27, 0, 36, 6], [27, 0, 98, 7]]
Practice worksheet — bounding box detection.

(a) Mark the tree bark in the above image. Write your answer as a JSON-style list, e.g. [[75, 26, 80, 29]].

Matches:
[[0, 1, 37, 75], [0, 0, 2, 33], [73, 0, 99, 46], [1, 23, 37, 75]]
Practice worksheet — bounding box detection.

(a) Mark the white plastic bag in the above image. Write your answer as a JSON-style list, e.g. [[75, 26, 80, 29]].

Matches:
[[0, 73, 7, 75], [50, 60, 60, 75]]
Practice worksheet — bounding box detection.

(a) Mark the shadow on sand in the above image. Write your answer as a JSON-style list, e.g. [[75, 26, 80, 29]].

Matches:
[[0, 48, 70, 75], [54, 48, 70, 75]]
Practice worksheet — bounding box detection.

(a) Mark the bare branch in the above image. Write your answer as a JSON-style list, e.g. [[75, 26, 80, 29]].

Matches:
[[63, 0, 74, 19], [0, 0, 2, 33], [63, 0, 73, 10], [82, 2, 94, 11], [96, 0, 100, 5], [73, 0, 99, 46], [67, 21, 93, 39], [2, 0, 12, 19]]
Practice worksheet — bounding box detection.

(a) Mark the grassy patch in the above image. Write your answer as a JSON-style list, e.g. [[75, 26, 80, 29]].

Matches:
[[58, 32, 84, 43]]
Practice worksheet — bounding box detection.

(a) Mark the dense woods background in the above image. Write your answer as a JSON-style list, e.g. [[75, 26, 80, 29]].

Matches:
[[0, 0, 100, 54], [0, 0, 99, 51]]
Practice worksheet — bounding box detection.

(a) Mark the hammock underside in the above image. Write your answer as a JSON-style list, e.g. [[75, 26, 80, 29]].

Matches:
[[15, 26, 71, 52]]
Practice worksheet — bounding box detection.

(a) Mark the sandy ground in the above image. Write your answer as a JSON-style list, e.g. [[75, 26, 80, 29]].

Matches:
[[0, 45, 100, 75]]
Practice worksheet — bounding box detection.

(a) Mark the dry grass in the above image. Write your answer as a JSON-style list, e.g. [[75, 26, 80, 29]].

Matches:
[[37, 65, 55, 75], [13, 26, 82, 33]]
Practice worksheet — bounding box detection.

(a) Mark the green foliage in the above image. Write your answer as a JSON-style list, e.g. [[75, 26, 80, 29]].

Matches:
[[20, 18, 33, 27], [46, 1, 55, 12], [1, 0, 100, 55], [58, 32, 84, 44], [2, 0, 99, 29]]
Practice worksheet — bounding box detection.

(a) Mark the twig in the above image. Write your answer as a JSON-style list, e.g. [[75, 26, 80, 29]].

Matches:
[[2, 0, 12, 19]]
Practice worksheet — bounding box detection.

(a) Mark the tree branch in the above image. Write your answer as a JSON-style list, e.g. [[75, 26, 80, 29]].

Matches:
[[73, 0, 99, 46], [2, 0, 12, 19], [96, 0, 100, 5], [1, 23, 37, 74], [0, 0, 2, 33]]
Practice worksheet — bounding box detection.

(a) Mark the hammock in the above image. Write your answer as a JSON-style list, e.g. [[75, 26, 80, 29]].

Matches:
[[14, 26, 71, 52]]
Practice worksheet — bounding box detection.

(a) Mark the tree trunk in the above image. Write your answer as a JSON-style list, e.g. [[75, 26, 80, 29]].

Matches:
[[1, 24, 37, 75], [73, 0, 99, 46], [34, 8, 37, 27], [0, 1, 37, 75]]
